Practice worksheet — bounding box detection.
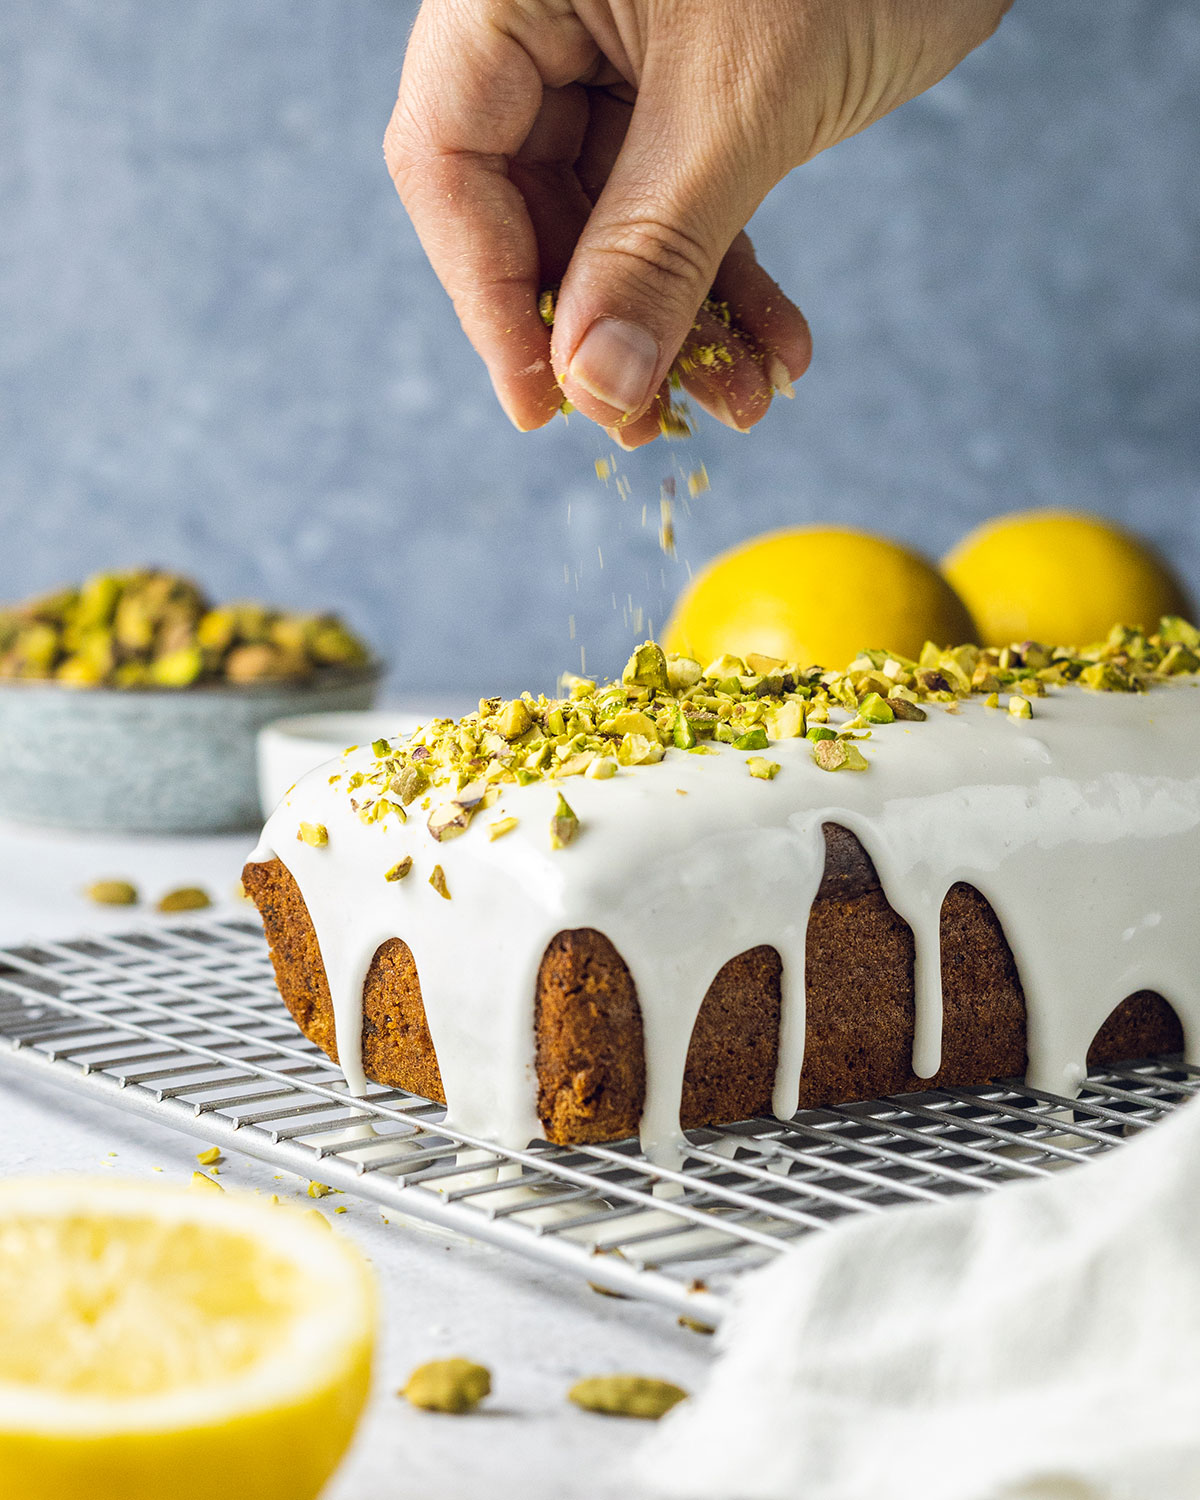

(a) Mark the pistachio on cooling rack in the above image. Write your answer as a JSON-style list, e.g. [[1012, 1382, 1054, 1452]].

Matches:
[[0, 569, 371, 688]]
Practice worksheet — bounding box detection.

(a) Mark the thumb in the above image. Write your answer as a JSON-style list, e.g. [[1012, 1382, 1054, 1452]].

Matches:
[[552, 56, 770, 426]]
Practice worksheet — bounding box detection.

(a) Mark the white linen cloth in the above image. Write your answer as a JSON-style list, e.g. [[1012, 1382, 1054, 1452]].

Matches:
[[639, 1095, 1200, 1500]]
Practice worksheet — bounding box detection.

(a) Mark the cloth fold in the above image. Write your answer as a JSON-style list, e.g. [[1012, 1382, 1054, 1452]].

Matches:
[[639, 1096, 1200, 1500]]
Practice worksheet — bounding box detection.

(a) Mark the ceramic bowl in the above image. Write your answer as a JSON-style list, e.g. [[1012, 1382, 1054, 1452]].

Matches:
[[0, 665, 383, 834], [256, 710, 425, 818]]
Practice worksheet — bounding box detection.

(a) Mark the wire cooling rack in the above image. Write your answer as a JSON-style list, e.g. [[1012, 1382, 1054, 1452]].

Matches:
[[2, 916, 1195, 1326]]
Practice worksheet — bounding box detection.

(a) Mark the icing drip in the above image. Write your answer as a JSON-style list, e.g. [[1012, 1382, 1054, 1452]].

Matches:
[[249, 682, 1200, 1150]]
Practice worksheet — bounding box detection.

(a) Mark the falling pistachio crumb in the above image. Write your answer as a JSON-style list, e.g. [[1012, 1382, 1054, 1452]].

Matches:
[[595, 457, 611, 481], [385, 857, 413, 882], [488, 816, 519, 841], [297, 821, 329, 847], [85, 879, 138, 906], [429, 865, 451, 900], [195, 1147, 222, 1167], [156, 887, 211, 913], [402, 1358, 492, 1414]]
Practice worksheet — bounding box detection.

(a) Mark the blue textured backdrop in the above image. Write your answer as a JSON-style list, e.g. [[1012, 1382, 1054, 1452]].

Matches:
[[1, 0, 1197, 696]]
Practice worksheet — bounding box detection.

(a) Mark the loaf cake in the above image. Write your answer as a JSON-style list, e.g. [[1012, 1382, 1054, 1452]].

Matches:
[[244, 622, 1200, 1150]]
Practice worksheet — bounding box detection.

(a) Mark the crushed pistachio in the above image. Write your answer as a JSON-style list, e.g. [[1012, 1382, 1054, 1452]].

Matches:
[[567, 1374, 689, 1421], [190, 1171, 223, 1193], [429, 864, 451, 900], [307, 1181, 333, 1198], [156, 887, 211, 913], [195, 1147, 222, 1166], [1008, 694, 1034, 720], [813, 739, 869, 773], [85, 879, 139, 906], [297, 821, 329, 847], [488, 816, 519, 841], [550, 793, 580, 850], [746, 756, 780, 780], [402, 1358, 492, 1415], [385, 857, 413, 882], [335, 618, 1200, 836]]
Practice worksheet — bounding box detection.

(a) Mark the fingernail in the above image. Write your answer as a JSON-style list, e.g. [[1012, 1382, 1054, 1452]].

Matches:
[[605, 426, 638, 453], [766, 355, 795, 399], [708, 396, 750, 434], [568, 318, 660, 415]]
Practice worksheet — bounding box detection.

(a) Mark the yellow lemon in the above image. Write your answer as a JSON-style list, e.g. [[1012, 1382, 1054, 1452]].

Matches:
[[942, 510, 1190, 647], [664, 527, 976, 667], [0, 1177, 375, 1500]]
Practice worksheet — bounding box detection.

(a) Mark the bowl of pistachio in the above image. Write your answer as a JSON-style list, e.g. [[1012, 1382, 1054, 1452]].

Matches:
[[0, 569, 382, 833]]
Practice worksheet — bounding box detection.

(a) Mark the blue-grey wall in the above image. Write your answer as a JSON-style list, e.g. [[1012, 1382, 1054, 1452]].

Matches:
[[1, 0, 1197, 696]]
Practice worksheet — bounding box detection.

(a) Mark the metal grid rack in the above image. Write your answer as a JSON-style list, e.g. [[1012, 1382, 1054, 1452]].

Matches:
[[2, 916, 1195, 1327]]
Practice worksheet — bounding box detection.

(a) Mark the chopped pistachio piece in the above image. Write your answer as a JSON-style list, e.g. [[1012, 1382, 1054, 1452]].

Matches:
[[496, 699, 532, 740], [732, 727, 769, 752], [428, 864, 451, 899], [85, 879, 138, 906], [672, 710, 697, 749], [371, 737, 391, 757], [488, 816, 519, 841], [585, 757, 617, 780], [195, 1147, 221, 1166], [297, 821, 329, 847], [1008, 694, 1034, 720], [812, 739, 869, 772], [550, 793, 580, 850], [746, 757, 780, 780], [567, 1375, 688, 1421], [622, 641, 671, 692], [887, 696, 927, 722], [385, 857, 413, 881], [156, 887, 212, 913], [857, 692, 894, 724], [428, 801, 474, 842], [806, 726, 836, 743], [402, 1358, 492, 1415], [190, 1171, 223, 1193]]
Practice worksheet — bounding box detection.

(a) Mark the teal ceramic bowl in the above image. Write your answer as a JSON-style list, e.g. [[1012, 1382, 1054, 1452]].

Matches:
[[0, 664, 382, 834]]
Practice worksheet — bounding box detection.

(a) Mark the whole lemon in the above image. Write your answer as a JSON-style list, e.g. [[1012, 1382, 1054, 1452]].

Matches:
[[664, 527, 976, 668], [942, 510, 1190, 647]]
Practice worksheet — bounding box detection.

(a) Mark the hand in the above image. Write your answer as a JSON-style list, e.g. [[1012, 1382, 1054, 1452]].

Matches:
[[385, 0, 1010, 446]]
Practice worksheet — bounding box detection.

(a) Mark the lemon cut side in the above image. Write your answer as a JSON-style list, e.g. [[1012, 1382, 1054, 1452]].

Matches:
[[0, 1177, 375, 1500]]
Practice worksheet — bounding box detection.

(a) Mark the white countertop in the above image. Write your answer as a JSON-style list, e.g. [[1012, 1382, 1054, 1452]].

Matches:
[[0, 818, 711, 1499]]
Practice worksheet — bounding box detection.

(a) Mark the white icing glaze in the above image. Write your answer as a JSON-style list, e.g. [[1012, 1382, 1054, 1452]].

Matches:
[[249, 681, 1200, 1151]]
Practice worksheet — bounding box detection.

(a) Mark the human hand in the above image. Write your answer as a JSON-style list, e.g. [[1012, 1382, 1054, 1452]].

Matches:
[[385, 0, 1011, 447]]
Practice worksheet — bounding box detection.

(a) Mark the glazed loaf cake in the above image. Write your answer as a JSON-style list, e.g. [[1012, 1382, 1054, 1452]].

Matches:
[[243, 823, 1182, 1146], [244, 628, 1200, 1150]]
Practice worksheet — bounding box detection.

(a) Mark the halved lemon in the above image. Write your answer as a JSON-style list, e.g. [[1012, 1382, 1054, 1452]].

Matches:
[[0, 1177, 376, 1500]]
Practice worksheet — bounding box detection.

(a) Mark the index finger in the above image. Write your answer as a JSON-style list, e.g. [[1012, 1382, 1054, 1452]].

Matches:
[[384, 0, 569, 431]]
